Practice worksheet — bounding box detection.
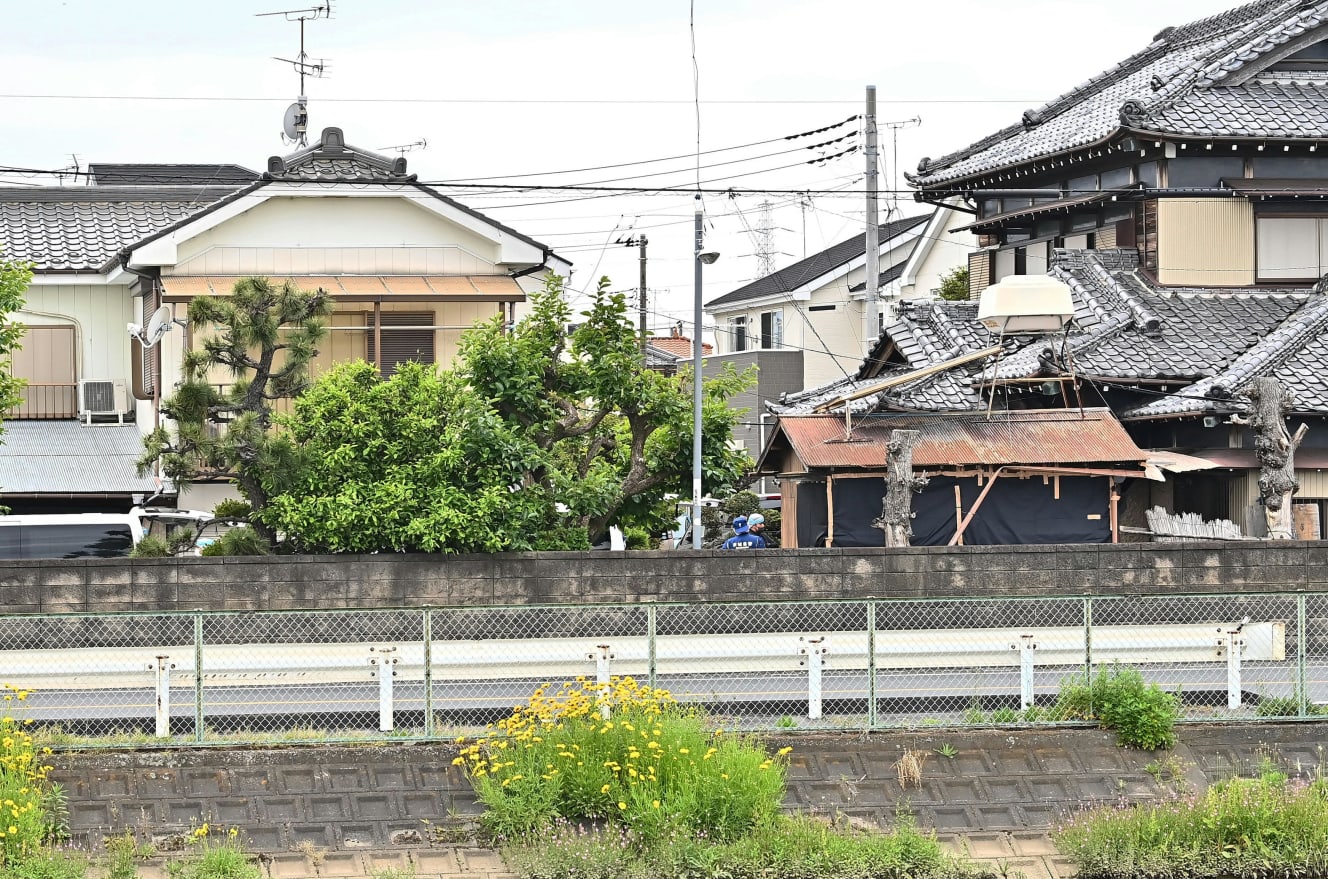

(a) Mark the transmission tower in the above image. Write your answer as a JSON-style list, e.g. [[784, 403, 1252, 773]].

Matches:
[[729, 195, 778, 278]]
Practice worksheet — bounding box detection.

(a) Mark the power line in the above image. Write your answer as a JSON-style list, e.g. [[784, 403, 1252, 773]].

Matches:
[[0, 93, 1043, 104]]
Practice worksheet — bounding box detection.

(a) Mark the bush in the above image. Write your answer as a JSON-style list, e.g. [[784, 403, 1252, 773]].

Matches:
[[1055, 774, 1328, 879], [166, 824, 260, 879], [210, 500, 252, 521], [200, 527, 270, 557], [455, 677, 787, 843], [129, 535, 172, 558], [1053, 665, 1179, 750]]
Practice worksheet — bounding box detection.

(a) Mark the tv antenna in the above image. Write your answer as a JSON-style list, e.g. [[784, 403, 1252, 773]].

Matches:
[[377, 139, 428, 156], [127, 305, 174, 348], [258, 2, 333, 146]]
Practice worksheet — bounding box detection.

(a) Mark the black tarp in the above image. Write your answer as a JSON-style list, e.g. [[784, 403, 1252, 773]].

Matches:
[[792, 473, 1110, 547]]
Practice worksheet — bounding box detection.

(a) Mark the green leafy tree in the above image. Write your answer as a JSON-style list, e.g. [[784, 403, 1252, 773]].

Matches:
[[0, 255, 32, 423], [260, 360, 569, 553], [139, 277, 331, 542], [937, 265, 971, 301], [461, 274, 753, 542], [262, 275, 753, 552]]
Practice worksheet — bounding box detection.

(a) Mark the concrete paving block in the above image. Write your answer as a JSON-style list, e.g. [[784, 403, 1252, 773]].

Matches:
[[313, 851, 364, 876], [955, 832, 1014, 859], [364, 850, 413, 873], [268, 853, 318, 878], [1010, 832, 1058, 857], [455, 847, 508, 872], [410, 848, 462, 875]]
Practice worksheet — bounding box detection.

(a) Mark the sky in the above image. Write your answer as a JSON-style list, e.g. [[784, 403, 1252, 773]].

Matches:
[[1, 0, 1240, 335]]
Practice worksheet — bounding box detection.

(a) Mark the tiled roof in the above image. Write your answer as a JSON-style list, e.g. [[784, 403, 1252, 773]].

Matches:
[[777, 248, 1324, 422], [89, 164, 259, 186], [911, 0, 1328, 186], [264, 127, 412, 183], [644, 343, 680, 370], [0, 186, 243, 272], [650, 335, 712, 357], [706, 213, 929, 308], [847, 262, 907, 293], [0, 421, 159, 494]]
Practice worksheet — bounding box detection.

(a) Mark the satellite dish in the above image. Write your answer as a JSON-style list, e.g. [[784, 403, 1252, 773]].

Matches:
[[128, 305, 174, 347], [282, 99, 308, 143]]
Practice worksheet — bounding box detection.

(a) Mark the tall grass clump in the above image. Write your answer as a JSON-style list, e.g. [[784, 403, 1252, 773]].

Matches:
[[1053, 664, 1179, 750], [454, 676, 786, 843], [1054, 773, 1328, 878]]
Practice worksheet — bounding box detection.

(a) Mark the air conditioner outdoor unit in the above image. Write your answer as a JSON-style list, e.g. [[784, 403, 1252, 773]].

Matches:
[[78, 379, 129, 425]]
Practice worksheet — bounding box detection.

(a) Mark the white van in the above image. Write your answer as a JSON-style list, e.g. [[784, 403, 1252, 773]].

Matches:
[[0, 508, 213, 560]]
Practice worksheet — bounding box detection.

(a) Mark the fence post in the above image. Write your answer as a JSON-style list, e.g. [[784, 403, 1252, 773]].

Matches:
[[1298, 595, 1308, 719], [646, 604, 657, 691], [866, 601, 877, 731], [372, 647, 398, 732], [595, 645, 613, 720], [193, 614, 204, 744], [1017, 634, 1038, 709], [423, 608, 434, 738], [1083, 597, 1094, 716], [800, 637, 826, 720], [150, 654, 173, 738]]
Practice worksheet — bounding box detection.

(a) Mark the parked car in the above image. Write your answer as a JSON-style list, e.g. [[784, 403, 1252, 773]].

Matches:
[[0, 508, 215, 560]]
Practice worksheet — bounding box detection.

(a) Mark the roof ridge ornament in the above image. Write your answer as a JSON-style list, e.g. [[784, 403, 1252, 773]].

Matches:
[[1119, 98, 1150, 126]]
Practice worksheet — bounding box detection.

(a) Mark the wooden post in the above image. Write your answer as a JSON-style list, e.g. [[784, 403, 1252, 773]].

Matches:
[[874, 429, 927, 547], [1236, 377, 1308, 540], [825, 477, 835, 548], [1109, 480, 1120, 544], [954, 485, 964, 546]]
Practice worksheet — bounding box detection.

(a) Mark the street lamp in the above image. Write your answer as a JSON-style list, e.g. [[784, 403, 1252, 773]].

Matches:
[[693, 195, 719, 550]]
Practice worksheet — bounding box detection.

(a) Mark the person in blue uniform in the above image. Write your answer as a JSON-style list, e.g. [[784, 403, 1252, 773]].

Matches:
[[721, 515, 766, 549]]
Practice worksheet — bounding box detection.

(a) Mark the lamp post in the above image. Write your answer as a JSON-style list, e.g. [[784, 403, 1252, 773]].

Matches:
[[692, 195, 719, 550]]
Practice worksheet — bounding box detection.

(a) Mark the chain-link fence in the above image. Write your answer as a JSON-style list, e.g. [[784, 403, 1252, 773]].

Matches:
[[0, 591, 1315, 747]]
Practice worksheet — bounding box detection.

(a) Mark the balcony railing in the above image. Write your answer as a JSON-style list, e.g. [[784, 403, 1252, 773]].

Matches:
[[7, 383, 77, 419]]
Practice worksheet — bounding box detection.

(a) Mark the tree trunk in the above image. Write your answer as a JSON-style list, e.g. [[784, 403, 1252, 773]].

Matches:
[[1246, 377, 1307, 540], [874, 429, 927, 547]]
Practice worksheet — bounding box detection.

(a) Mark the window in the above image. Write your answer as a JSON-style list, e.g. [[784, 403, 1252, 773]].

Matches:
[[1257, 216, 1328, 280], [728, 316, 748, 352], [759, 310, 783, 349], [367, 312, 436, 377]]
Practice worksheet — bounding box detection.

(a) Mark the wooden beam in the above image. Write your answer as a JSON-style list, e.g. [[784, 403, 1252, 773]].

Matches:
[[812, 345, 1003, 413]]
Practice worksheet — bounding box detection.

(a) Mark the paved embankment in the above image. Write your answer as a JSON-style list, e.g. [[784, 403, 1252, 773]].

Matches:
[[52, 721, 1328, 879]]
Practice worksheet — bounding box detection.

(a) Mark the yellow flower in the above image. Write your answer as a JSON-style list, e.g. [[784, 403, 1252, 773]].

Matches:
[[652, 800, 660, 809], [451, 757, 465, 766], [601, 784, 611, 794], [618, 801, 627, 810], [778, 747, 793, 756]]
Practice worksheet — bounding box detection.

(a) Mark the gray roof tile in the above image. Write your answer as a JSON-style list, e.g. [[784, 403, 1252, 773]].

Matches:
[[911, 0, 1328, 187]]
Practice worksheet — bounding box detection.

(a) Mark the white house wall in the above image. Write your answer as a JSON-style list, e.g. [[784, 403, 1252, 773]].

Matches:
[[900, 208, 977, 299], [18, 284, 134, 386], [168, 195, 501, 276]]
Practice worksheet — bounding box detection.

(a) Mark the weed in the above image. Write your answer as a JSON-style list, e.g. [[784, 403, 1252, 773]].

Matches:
[[1143, 754, 1194, 792], [775, 715, 797, 729], [894, 748, 929, 790], [962, 700, 986, 725], [165, 824, 259, 879], [295, 839, 326, 866], [6, 848, 89, 879], [369, 867, 417, 879], [105, 831, 154, 879], [934, 743, 958, 759], [1053, 664, 1179, 750], [991, 707, 1018, 724]]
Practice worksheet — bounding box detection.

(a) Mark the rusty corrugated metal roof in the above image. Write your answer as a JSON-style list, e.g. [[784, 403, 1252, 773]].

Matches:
[[767, 408, 1145, 470]]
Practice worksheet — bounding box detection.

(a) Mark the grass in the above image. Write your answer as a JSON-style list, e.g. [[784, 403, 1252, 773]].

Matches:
[[500, 813, 994, 879], [165, 824, 260, 879], [1054, 769, 1328, 879]]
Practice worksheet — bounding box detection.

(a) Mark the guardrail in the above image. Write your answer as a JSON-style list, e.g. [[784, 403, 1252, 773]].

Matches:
[[0, 592, 1319, 746]]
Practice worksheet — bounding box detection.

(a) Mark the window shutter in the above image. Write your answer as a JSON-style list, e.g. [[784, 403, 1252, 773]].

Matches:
[[367, 312, 436, 377]]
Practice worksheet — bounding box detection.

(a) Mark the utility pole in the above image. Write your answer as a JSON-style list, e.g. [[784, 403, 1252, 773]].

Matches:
[[864, 85, 880, 353], [638, 235, 649, 354]]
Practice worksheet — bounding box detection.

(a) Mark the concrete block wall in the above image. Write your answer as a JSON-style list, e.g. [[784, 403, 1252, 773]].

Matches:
[[1, 541, 1326, 615]]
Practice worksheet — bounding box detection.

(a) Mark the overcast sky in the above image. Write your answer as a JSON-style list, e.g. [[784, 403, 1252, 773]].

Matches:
[[3, 0, 1237, 331]]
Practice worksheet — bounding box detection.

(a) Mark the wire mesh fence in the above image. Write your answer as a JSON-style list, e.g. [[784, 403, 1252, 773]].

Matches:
[[0, 591, 1319, 748]]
